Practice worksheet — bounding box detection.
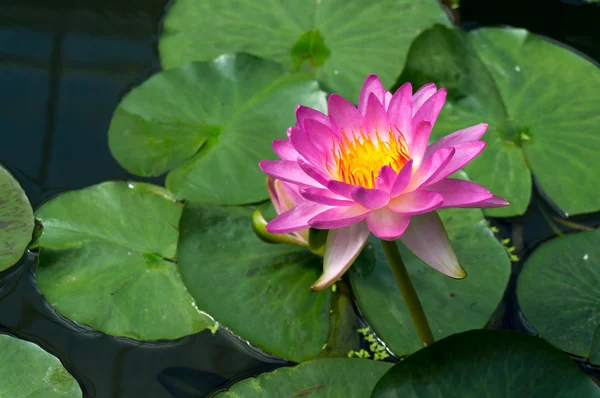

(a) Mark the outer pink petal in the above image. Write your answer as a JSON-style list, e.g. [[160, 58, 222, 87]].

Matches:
[[424, 179, 493, 208], [399, 211, 466, 278], [328, 94, 363, 133], [272, 139, 299, 161], [364, 93, 389, 134], [327, 180, 355, 199], [288, 126, 324, 167], [425, 123, 488, 157], [408, 121, 433, 168], [304, 118, 337, 154], [376, 165, 397, 192], [358, 74, 387, 116], [411, 83, 437, 115], [388, 190, 443, 215], [390, 159, 414, 196], [300, 187, 354, 206], [383, 91, 393, 109], [308, 204, 371, 229], [456, 195, 510, 208], [311, 221, 370, 291], [387, 82, 413, 144], [267, 177, 305, 215], [297, 158, 329, 186], [407, 147, 455, 190], [367, 207, 411, 240], [259, 160, 321, 187], [266, 202, 331, 234], [296, 105, 332, 130], [413, 88, 446, 129], [351, 186, 389, 209], [425, 141, 486, 186]]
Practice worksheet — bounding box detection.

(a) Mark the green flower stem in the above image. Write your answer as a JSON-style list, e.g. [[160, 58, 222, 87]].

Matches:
[[380, 239, 435, 347]]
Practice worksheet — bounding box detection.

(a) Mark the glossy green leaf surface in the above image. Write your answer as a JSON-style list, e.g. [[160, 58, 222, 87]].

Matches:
[[399, 25, 600, 217], [517, 229, 600, 365], [0, 164, 34, 271], [371, 330, 600, 397], [178, 203, 360, 362], [0, 333, 82, 398], [216, 358, 392, 397], [159, 0, 448, 99], [350, 207, 511, 357], [34, 182, 212, 340], [109, 54, 325, 205]]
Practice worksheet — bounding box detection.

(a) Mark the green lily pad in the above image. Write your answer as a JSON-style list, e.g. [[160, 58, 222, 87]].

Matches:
[[177, 203, 360, 362], [158, 0, 448, 99], [33, 181, 213, 340], [399, 25, 600, 217], [215, 358, 392, 397], [0, 333, 82, 398], [0, 164, 34, 271], [517, 229, 600, 365], [371, 330, 600, 397], [108, 54, 326, 205], [350, 207, 510, 357]]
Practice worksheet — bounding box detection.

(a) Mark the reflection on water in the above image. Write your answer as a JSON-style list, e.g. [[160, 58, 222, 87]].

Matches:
[[0, 0, 599, 396]]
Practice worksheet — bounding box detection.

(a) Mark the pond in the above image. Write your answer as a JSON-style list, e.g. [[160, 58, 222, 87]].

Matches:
[[0, 0, 599, 397]]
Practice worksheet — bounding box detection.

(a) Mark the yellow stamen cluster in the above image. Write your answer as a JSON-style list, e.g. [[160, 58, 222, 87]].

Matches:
[[330, 127, 410, 189]]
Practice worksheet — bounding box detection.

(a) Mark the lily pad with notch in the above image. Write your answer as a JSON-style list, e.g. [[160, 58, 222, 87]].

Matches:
[[158, 0, 448, 99], [108, 54, 326, 205], [517, 229, 600, 365], [33, 181, 213, 341], [398, 25, 600, 217]]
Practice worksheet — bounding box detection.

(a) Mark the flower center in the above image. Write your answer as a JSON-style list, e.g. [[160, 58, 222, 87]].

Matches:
[[330, 127, 410, 189]]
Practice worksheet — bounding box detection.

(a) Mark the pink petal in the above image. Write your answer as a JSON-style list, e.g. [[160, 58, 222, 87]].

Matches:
[[310, 221, 370, 291], [296, 105, 332, 130], [457, 195, 510, 208], [425, 141, 486, 186], [288, 126, 325, 167], [268, 177, 305, 215], [383, 91, 393, 109], [413, 88, 446, 129], [304, 118, 337, 154], [272, 139, 299, 161], [328, 94, 363, 133], [266, 202, 331, 234], [388, 190, 443, 215], [399, 211, 466, 278], [300, 187, 354, 206], [358, 74, 387, 116], [308, 204, 371, 229], [408, 121, 433, 168], [424, 179, 493, 208], [327, 180, 355, 199], [367, 207, 411, 240], [364, 93, 389, 134], [376, 165, 397, 192], [390, 159, 414, 197], [408, 147, 455, 190], [297, 158, 329, 186], [387, 82, 413, 145], [259, 160, 321, 187], [411, 83, 437, 115], [425, 123, 488, 157], [351, 186, 389, 209]]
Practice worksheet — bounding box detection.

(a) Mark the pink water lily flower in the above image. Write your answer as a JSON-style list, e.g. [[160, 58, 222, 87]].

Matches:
[[259, 75, 508, 291]]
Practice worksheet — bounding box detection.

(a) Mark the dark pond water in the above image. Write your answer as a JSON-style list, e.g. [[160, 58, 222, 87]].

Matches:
[[0, 0, 599, 396]]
